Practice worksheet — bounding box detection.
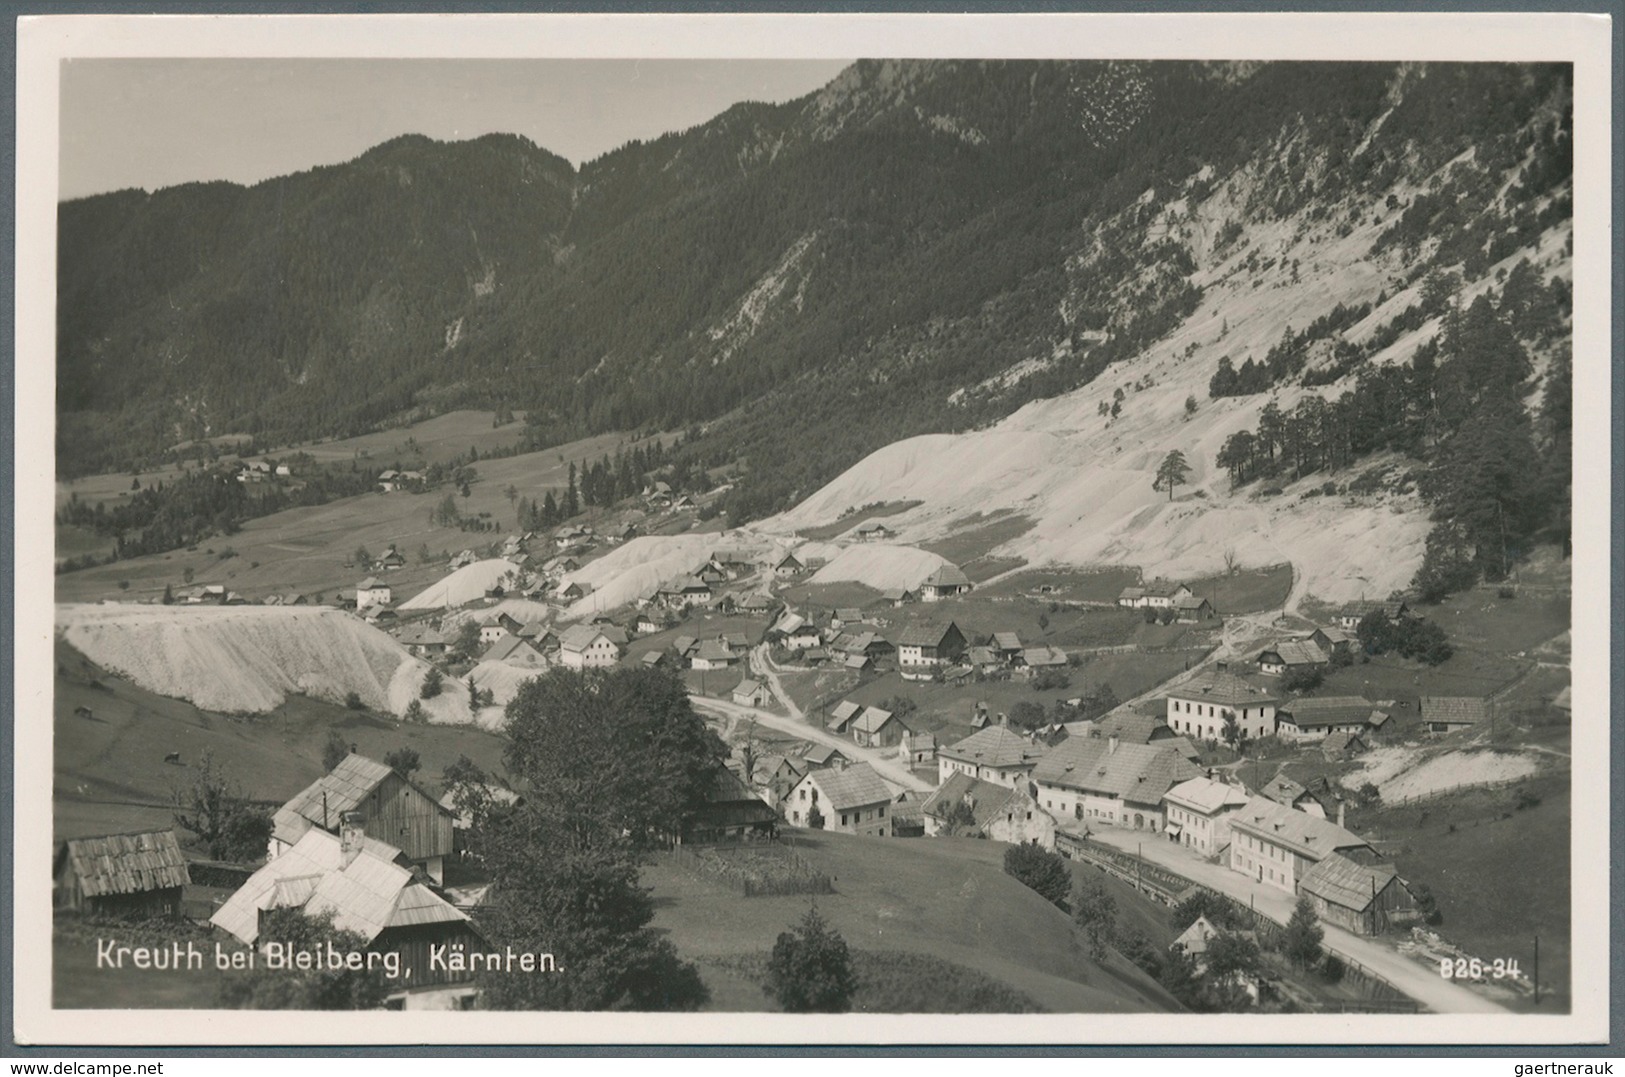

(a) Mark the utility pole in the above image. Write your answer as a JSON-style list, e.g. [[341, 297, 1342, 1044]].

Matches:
[[1137, 842, 1143, 894], [1534, 935, 1540, 1006]]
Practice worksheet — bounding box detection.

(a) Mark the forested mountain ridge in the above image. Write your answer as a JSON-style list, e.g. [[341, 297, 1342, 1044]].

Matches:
[[58, 58, 1572, 566]]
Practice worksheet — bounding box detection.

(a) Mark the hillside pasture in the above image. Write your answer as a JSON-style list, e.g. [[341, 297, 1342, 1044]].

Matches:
[[54, 428, 668, 607], [795, 500, 923, 542], [918, 511, 1036, 578], [978, 565, 1140, 603], [1184, 564, 1295, 615], [646, 829, 1180, 1014]]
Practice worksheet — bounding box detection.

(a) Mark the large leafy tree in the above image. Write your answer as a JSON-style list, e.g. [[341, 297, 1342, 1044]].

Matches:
[[502, 666, 726, 847], [1072, 878, 1118, 962], [218, 908, 390, 1010], [1003, 843, 1073, 912], [764, 906, 858, 1013]]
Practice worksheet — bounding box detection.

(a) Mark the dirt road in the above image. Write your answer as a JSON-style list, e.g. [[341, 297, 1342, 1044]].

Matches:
[[1081, 826, 1509, 1014], [690, 692, 932, 793]]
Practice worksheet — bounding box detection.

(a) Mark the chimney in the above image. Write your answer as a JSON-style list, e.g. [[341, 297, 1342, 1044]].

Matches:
[[999, 712, 1008, 728], [1338, 800, 1347, 829], [339, 812, 366, 867], [1108, 734, 1119, 755]]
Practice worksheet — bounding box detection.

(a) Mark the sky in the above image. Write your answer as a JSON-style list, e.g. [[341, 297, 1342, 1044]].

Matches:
[[58, 58, 851, 200]]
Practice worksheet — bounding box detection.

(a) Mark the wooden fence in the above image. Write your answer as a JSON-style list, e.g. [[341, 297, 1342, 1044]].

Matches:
[[665, 841, 834, 898]]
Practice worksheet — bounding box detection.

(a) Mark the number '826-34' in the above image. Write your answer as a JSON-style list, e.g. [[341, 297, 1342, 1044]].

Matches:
[[1440, 957, 1520, 980]]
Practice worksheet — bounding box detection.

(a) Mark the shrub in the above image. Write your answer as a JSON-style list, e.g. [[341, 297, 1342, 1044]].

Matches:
[[1320, 955, 1346, 983], [1032, 668, 1071, 692], [403, 700, 428, 724], [344, 691, 365, 711], [764, 907, 857, 1013], [1003, 843, 1072, 912], [321, 731, 351, 771], [420, 667, 444, 699]]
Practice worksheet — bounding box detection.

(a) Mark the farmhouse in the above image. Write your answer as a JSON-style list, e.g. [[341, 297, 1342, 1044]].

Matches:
[[396, 624, 448, 656], [1161, 777, 1251, 856], [555, 624, 621, 669], [477, 614, 517, 645], [1298, 853, 1418, 936], [938, 723, 1048, 787], [1032, 737, 1199, 833], [850, 706, 909, 750], [783, 620, 823, 651], [1117, 579, 1193, 609], [990, 632, 1024, 663], [921, 772, 1054, 845], [690, 639, 737, 671], [1334, 599, 1411, 632], [967, 645, 1001, 671], [826, 699, 864, 735], [800, 744, 847, 770], [212, 823, 483, 1005], [1164, 667, 1280, 742], [1419, 696, 1493, 734], [1309, 626, 1357, 657], [53, 830, 190, 919], [897, 621, 968, 679], [1173, 595, 1217, 623], [919, 563, 973, 602], [1169, 916, 1262, 999], [271, 754, 455, 884], [482, 634, 547, 669], [1227, 796, 1373, 895], [1258, 773, 1345, 820], [355, 578, 393, 612], [738, 592, 779, 615], [882, 587, 916, 607], [1275, 697, 1393, 742], [1021, 645, 1069, 671], [1320, 730, 1370, 760], [686, 767, 778, 843], [853, 522, 895, 541], [731, 678, 773, 708], [772, 552, 806, 578], [785, 763, 893, 837], [1255, 639, 1329, 676]]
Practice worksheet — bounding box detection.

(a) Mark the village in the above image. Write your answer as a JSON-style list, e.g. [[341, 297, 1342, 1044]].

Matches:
[[51, 467, 1571, 1015]]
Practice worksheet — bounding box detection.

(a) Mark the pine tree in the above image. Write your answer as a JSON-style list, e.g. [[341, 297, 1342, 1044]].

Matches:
[[1284, 896, 1324, 969], [1153, 449, 1192, 501], [764, 907, 857, 1013]]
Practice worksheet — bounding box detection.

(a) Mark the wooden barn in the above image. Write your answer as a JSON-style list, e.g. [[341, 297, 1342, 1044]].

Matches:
[[271, 754, 456, 885], [1298, 853, 1419, 936], [54, 830, 191, 919], [685, 767, 778, 843]]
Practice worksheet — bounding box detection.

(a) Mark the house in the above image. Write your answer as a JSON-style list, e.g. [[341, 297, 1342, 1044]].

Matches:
[[772, 552, 806, 578], [1164, 667, 1280, 743], [1170, 915, 1262, 1000], [784, 763, 893, 836], [482, 634, 547, 669], [212, 823, 485, 1005], [1420, 696, 1493, 734], [375, 546, 407, 571], [672, 635, 699, 661], [270, 754, 456, 884], [640, 650, 668, 669], [1173, 595, 1217, 623], [732, 678, 773, 708], [658, 576, 713, 610], [1032, 736, 1199, 833], [1299, 853, 1419, 935], [53, 830, 190, 918], [938, 723, 1048, 787], [921, 772, 1055, 846], [967, 645, 1001, 671], [738, 592, 779, 615], [556, 581, 588, 603], [1117, 579, 1193, 609], [990, 632, 1024, 664], [1309, 625, 1357, 657], [830, 607, 865, 630], [826, 700, 864, 735], [1255, 640, 1330, 677], [558, 624, 622, 670], [690, 640, 737, 671], [1334, 599, 1411, 632], [919, 563, 973, 602], [853, 522, 895, 542], [897, 621, 968, 679], [800, 744, 847, 770], [1161, 777, 1252, 856], [785, 623, 823, 651], [882, 587, 916, 607], [686, 766, 778, 843], [756, 754, 809, 806], [889, 791, 927, 837], [1021, 645, 1069, 670], [1275, 697, 1393, 741], [477, 615, 510, 645], [1227, 796, 1373, 895], [634, 613, 665, 636], [850, 706, 908, 750], [396, 624, 448, 656], [516, 621, 556, 650], [1320, 730, 1370, 760], [899, 729, 937, 767], [711, 548, 757, 579], [1257, 773, 1346, 821], [355, 577, 392, 611]]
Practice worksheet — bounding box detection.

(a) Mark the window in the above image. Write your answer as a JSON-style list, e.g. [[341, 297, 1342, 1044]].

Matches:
[[878, 806, 885, 818], [841, 813, 848, 826]]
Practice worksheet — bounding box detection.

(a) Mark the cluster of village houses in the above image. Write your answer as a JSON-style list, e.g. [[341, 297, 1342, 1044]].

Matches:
[[65, 513, 1494, 1007]]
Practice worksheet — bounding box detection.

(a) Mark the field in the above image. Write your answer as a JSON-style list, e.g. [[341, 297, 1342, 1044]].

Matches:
[[1347, 772, 1571, 1012], [917, 511, 1036, 580], [54, 640, 510, 844], [646, 829, 1180, 1013], [1184, 564, 1295, 615], [979, 565, 1141, 603], [695, 950, 1045, 1013], [54, 427, 669, 607]]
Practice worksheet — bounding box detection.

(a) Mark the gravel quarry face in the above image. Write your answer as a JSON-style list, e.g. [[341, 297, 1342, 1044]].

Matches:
[[1340, 745, 1543, 802], [55, 603, 475, 723]]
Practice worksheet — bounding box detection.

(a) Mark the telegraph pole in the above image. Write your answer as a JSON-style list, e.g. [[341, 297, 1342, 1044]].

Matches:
[[1533, 935, 1540, 1006]]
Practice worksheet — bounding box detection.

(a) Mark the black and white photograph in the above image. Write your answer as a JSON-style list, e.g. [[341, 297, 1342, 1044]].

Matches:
[[12, 11, 1612, 1047]]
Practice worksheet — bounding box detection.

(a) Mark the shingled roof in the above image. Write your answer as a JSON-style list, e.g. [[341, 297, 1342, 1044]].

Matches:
[[922, 564, 971, 588], [1228, 796, 1370, 862], [1164, 776, 1251, 816], [56, 830, 190, 897], [1258, 640, 1329, 667], [920, 772, 1015, 829], [897, 622, 961, 648], [274, 754, 397, 845], [1280, 696, 1392, 729], [941, 725, 1047, 769], [1032, 738, 1199, 803], [1299, 853, 1399, 912], [803, 762, 892, 811], [1168, 668, 1280, 708], [1421, 696, 1493, 725]]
